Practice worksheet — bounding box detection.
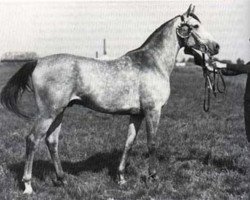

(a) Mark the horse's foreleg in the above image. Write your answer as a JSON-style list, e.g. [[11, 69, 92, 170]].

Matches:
[[45, 112, 65, 185], [118, 115, 143, 185], [22, 117, 54, 194], [145, 108, 161, 179]]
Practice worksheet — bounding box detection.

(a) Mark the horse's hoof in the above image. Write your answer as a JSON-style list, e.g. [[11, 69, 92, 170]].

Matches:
[[23, 182, 33, 194], [23, 189, 33, 195], [117, 173, 127, 186], [118, 179, 127, 185], [60, 178, 68, 186], [148, 172, 159, 181], [149, 175, 159, 182], [53, 178, 68, 187], [23, 186, 33, 194]]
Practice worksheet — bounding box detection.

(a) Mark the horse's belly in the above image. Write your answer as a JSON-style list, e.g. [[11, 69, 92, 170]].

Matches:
[[77, 94, 141, 114], [75, 84, 141, 114]]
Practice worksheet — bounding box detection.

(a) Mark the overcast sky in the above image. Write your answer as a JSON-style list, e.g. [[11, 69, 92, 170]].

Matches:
[[0, 0, 249, 62]]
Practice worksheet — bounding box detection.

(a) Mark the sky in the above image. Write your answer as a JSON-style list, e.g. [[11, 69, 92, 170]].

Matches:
[[0, 0, 249, 62]]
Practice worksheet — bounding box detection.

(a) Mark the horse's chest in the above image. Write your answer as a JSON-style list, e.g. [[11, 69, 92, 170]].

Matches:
[[140, 75, 170, 109]]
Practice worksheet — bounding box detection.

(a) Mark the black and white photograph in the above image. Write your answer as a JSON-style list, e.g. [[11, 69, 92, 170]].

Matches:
[[0, 0, 249, 199]]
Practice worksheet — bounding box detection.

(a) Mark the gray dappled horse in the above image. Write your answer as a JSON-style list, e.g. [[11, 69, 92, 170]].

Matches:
[[1, 5, 219, 194]]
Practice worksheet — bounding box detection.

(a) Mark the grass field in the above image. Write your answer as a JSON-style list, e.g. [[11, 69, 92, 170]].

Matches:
[[0, 62, 249, 200]]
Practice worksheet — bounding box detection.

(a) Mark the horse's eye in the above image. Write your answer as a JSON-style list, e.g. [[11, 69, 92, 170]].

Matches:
[[193, 25, 199, 29]]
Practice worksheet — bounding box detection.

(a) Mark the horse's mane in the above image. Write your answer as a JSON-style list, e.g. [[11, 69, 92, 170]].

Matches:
[[126, 15, 181, 55]]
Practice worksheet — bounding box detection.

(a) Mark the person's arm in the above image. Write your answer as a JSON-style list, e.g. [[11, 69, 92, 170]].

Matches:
[[227, 63, 250, 74], [214, 58, 250, 74], [184, 48, 250, 75], [220, 68, 243, 76]]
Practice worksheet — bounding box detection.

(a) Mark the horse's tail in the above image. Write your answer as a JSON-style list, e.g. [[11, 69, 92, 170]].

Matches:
[[1, 60, 38, 119]]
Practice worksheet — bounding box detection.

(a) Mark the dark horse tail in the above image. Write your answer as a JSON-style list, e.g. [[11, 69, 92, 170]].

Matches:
[[1, 61, 37, 119]]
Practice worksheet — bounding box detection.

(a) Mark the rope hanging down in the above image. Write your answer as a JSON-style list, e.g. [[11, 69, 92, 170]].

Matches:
[[202, 53, 226, 112]]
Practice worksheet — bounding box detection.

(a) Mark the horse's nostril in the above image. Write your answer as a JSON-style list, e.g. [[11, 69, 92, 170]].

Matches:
[[215, 43, 220, 50]]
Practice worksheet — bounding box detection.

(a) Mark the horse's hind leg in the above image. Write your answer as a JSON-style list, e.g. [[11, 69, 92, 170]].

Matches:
[[118, 115, 143, 185], [22, 116, 54, 194], [45, 112, 66, 185]]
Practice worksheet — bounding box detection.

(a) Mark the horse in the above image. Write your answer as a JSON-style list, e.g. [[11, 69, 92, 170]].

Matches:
[[1, 5, 219, 194]]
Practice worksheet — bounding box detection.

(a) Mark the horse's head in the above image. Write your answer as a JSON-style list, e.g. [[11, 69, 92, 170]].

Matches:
[[177, 4, 220, 56]]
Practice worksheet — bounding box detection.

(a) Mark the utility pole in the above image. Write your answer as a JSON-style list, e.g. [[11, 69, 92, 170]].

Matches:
[[103, 38, 107, 55]]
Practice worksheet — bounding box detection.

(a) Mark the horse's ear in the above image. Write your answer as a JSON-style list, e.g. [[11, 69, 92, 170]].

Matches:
[[191, 5, 195, 14], [182, 4, 196, 21], [186, 4, 193, 17], [183, 4, 193, 18]]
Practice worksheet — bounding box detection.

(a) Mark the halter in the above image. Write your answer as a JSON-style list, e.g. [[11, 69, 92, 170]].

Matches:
[[176, 15, 209, 55], [202, 53, 226, 112], [176, 16, 192, 39]]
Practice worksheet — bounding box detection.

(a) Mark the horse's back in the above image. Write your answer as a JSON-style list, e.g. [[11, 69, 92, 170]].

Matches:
[[33, 53, 105, 87]]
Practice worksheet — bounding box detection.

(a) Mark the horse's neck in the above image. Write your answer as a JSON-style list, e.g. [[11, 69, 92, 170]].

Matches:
[[129, 16, 181, 76]]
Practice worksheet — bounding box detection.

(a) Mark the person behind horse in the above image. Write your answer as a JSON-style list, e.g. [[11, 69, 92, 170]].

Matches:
[[184, 47, 250, 143]]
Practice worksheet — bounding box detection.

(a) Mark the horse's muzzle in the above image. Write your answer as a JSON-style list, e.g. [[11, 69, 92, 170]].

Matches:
[[208, 42, 220, 56]]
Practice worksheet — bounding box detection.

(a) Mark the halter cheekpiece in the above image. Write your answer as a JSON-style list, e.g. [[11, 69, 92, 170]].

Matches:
[[176, 13, 201, 40]]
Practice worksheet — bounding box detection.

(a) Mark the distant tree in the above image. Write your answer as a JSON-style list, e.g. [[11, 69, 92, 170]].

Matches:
[[236, 58, 244, 65], [226, 60, 232, 64], [1, 52, 38, 61], [219, 59, 232, 64]]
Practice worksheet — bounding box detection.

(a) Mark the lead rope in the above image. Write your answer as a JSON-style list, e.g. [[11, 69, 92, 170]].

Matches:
[[202, 53, 226, 112], [203, 53, 210, 112], [216, 69, 226, 93]]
